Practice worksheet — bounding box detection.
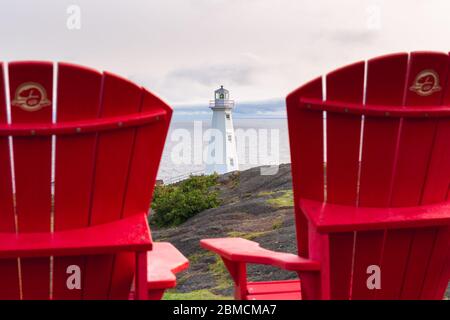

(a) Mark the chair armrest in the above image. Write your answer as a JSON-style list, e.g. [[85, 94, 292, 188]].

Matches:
[[0, 213, 152, 259], [147, 242, 189, 290], [200, 238, 320, 272], [300, 199, 450, 233]]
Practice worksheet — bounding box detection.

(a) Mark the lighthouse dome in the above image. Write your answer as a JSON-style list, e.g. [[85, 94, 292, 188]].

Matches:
[[215, 85, 229, 100]]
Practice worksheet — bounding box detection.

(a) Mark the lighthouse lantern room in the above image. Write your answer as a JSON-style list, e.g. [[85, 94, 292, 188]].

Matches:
[[206, 86, 239, 175]]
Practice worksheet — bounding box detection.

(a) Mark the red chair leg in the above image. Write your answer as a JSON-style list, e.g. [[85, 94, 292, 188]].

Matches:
[[148, 289, 166, 300], [222, 258, 247, 300], [135, 251, 148, 300]]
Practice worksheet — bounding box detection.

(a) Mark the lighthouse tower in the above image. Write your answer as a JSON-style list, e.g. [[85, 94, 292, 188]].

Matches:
[[206, 86, 239, 175]]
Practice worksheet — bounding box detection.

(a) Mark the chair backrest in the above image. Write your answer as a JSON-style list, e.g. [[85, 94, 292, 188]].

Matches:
[[0, 61, 172, 299], [287, 52, 450, 299]]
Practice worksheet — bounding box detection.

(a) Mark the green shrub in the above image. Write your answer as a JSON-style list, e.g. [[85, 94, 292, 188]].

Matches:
[[150, 174, 220, 227]]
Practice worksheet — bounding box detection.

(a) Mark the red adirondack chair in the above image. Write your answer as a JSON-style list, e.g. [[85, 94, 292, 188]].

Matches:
[[0, 61, 188, 300], [201, 52, 450, 300]]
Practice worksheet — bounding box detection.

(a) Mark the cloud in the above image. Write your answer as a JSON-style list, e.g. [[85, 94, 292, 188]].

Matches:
[[166, 63, 257, 87], [255, 110, 286, 117], [326, 29, 379, 45], [1, 0, 450, 105]]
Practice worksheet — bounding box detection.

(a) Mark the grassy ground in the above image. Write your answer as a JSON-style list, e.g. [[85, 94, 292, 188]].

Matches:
[[258, 190, 294, 208], [163, 289, 232, 300]]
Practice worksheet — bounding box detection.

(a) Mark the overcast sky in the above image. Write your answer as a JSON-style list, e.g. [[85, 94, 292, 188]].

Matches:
[[0, 0, 449, 106]]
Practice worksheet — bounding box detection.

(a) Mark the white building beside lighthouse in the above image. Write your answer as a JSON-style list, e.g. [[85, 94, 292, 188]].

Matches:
[[205, 86, 239, 175]]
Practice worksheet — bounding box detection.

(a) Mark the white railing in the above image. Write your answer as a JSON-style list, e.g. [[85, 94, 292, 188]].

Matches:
[[209, 100, 235, 108], [163, 170, 205, 185]]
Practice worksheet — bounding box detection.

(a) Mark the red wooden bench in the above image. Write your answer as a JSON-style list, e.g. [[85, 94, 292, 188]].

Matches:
[[0, 61, 188, 300], [201, 52, 450, 300]]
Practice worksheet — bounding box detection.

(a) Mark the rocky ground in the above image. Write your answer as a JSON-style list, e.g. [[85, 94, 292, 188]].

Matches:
[[153, 164, 450, 299], [154, 163, 298, 298]]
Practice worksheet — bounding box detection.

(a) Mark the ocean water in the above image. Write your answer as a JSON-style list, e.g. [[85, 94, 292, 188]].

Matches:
[[157, 118, 290, 183]]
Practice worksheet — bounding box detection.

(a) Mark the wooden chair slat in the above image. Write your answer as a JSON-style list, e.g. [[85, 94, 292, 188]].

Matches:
[[391, 52, 448, 206], [122, 89, 172, 217], [421, 119, 450, 204], [380, 52, 449, 299], [374, 229, 413, 299], [326, 61, 364, 205], [400, 228, 438, 299], [327, 233, 353, 299], [370, 53, 448, 299], [324, 61, 365, 299], [83, 72, 143, 299], [350, 54, 408, 300], [52, 63, 103, 300], [9, 61, 53, 299], [359, 53, 408, 207], [286, 77, 323, 257], [108, 90, 173, 299], [0, 62, 20, 299]]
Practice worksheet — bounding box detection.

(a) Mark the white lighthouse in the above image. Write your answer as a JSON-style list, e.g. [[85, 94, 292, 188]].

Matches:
[[205, 86, 239, 175]]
